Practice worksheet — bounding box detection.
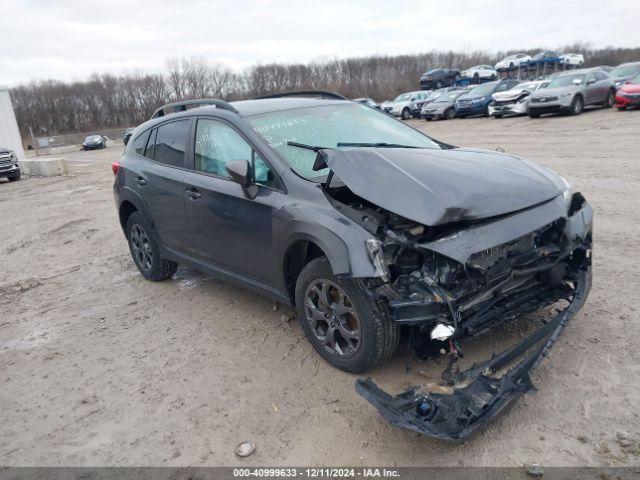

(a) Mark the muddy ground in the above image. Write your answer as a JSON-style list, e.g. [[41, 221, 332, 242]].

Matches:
[[1, 107, 639, 467]]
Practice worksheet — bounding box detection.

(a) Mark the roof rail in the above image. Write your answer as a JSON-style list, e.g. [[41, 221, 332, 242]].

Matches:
[[151, 98, 238, 119], [254, 90, 348, 101]]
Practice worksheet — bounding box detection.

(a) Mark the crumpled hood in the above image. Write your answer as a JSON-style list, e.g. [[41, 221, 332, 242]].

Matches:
[[324, 147, 566, 226], [492, 89, 528, 102]]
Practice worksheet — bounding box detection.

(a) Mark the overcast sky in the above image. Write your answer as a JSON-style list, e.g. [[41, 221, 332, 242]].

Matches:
[[3, 0, 639, 86]]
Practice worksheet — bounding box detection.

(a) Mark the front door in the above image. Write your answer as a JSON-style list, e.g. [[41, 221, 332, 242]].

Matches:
[[184, 117, 285, 287]]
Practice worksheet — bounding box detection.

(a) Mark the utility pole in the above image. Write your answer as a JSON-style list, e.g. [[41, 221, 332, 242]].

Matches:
[[30, 126, 39, 156]]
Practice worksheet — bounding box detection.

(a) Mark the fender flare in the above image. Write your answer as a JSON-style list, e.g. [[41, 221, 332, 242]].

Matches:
[[116, 186, 158, 240], [279, 222, 352, 279]]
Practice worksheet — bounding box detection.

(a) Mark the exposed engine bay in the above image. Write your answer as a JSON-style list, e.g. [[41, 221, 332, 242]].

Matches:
[[325, 179, 593, 441]]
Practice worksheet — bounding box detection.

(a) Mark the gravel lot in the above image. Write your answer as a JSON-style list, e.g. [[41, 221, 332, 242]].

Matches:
[[1, 107, 639, 467]]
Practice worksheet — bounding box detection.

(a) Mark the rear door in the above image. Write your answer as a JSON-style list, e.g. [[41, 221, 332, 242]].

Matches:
[[183, 117, 286, 286], [136, 118, 192, 252]]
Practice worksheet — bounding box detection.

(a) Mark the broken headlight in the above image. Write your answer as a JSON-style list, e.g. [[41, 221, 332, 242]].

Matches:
[[366, 238, 390, 282]]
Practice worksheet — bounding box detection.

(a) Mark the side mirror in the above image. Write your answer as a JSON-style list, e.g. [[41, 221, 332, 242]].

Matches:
[[225, 159, 257, 199], [573, 78, 583, 85], [586, 79, 595, 85]]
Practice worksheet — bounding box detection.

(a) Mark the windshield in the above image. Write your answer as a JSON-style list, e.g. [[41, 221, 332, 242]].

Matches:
[[393, 93, 411, 102], [248, 103, 441, 180], [547, 74, 586, 88], [468, 82, 497, 96], [516, 82, 541, 91], [610, 64, 640, 77], [435, 91, 465, 102], [86, 135, 101, 141]]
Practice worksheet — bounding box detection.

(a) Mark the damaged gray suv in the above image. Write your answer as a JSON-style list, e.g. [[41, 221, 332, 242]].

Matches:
[[113, 92, 592, 441]]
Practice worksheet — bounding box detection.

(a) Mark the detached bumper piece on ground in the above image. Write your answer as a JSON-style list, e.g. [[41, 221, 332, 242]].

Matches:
[[355, 195, 593, 442]]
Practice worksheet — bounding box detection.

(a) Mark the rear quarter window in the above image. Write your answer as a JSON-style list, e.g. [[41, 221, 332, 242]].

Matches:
[[132, 130, 151, 156]]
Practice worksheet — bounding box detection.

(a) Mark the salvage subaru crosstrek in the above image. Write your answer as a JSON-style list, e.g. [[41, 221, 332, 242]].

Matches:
[[113, 92, 592, 441]]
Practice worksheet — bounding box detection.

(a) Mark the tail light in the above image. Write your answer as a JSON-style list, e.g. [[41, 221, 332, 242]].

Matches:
[[111, 161, 119, 176]]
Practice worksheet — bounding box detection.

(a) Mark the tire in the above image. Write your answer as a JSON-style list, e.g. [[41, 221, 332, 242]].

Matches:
[[509, 62, 514, 69], [294, 257, 399, 373], [570, 95, 584, 115], [473, 73, 479, 84], [457, 114, 467, 119], [445, 108, 456, 120], [603, 90, 615, 108], [494, 114, 503, 119], [436, 81, 442, 89], [8, 171, 21, 181], [528, 111, 541, 118], [490, 73, 496, 80], [401, 108, 410, 120], [126, 211, 177, 281], [618, 106, 627, 111]]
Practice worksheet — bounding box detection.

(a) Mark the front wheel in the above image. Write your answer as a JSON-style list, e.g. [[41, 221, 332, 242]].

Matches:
[[126, 211, 177, 281], [528, 111, 541, 118], [401, 108, 410, 120], [294, 258, 399, 373], [570, 96, 584, 115], [618, 106, 627, 111], [445, 108, 456, 120], [8, 171, 21, 181]]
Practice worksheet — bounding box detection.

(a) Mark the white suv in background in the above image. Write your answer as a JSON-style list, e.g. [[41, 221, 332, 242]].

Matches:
[[461, 65, 497, 82], [560, 53, 585, 66], [381, 91, 429, 120]]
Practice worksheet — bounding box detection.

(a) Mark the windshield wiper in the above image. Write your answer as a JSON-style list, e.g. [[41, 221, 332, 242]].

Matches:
[[286, 141, 331, 152], [336, 142, 421, 149]]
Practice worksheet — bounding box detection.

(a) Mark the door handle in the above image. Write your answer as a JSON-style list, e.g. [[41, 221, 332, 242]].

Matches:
[[136, 176, 147, 187], [185, 188, 202, 200]]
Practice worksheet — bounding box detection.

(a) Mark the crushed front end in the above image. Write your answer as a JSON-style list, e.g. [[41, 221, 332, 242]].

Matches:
[[330, 186, 592, 441]]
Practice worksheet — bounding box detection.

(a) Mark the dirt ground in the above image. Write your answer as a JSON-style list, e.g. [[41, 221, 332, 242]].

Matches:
[[1, 107, 639, 467]]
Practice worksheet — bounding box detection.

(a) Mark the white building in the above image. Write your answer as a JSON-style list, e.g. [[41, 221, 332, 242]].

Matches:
[[0, 86, 25, 160]]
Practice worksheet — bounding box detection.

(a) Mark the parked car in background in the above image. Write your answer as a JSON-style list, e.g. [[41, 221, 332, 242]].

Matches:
[[609, 62, 640, 89], [113, 93, 593, 441], [419, 68, 460, 89], [422, 89, 468, 120], [489, 80, 550, 118], [560, 53, 585, 67], [382, 91, 429, 119], [615, 74, 640, 110], [123, 128, 135, 145], [409, 91, 433, 117], [82, 135, 107, 150], [460, 65, 497, 83], [529, 51, 561, 65], [495, 53, 531, 70], [454, 79, 520, 117], [528, 69, 615, 117], [0, 147, 21, 182]]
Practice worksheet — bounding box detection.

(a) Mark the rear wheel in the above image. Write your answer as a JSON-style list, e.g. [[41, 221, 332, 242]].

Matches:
[[473, 73, 479, 84], [445, 108, 456, 120], [494, 113, 503, 119], [528, 111, 541, 118], [295, 258, 399, 373], [618, 105, 627, 111], [603, 90, 615, 108], [126, 211, 177, 281]]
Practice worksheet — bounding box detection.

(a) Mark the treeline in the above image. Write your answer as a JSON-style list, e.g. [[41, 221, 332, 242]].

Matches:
[[10, 44, 640, 137]]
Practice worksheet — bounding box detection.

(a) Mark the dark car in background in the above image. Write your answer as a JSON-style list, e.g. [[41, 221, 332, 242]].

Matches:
[[113, 93, 592, 441], [82, 135, 107, 150], [454, 79, 520, 117], [529, 50, 561, 65], [609, 62, 640, 89], [0, 147, 21, 182], [422, 89, 467, 120], [419, 68, 460, 90], [123, 128, 135, 145]]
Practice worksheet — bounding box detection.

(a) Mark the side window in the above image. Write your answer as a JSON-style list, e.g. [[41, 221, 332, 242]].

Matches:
[[147, 119, 189, 168], [132, 130, 150, 156], [194, 119, 278, 188]]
